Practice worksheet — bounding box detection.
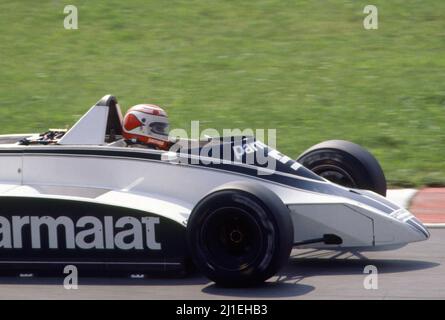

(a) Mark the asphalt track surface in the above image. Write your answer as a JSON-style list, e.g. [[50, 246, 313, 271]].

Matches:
[[0, 228, 442, 300]]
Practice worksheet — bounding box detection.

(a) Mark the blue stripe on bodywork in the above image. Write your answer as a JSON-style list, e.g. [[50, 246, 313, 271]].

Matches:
[[1, 148, 394, 213]]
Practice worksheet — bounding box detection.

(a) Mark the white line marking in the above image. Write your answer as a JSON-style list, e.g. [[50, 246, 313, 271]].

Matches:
[[386, 189, 418, 209], [424, 223, 445, 229]]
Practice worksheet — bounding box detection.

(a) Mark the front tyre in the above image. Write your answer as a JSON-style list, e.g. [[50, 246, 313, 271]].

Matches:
[[297, 140, 387, 196], [187, 183, 293, 287]]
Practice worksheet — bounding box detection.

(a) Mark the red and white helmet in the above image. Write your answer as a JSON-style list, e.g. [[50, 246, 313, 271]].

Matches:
[[122, 104, 170, 149]]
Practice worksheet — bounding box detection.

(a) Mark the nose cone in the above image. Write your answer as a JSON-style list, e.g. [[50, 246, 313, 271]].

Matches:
[[406, 217, 430, 240], [374, 208, 430, 246], [387, 207, 430, 242]]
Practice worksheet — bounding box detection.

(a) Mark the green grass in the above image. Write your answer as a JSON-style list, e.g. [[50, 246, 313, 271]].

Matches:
[[0, 0, 444, 187]]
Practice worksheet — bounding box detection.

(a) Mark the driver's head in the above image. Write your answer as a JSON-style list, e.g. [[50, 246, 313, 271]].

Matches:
[[122, 104, 170, 150]]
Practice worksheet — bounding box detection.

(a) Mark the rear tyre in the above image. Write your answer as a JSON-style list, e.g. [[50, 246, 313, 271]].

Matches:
[[187, 183, 293, 287], [297, 140, 387, 196]]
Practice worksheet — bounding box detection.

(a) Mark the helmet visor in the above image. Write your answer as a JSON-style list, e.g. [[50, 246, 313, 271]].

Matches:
[[149, 122, 169, 136]]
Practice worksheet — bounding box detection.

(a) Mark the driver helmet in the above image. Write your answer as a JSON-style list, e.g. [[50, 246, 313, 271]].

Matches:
[[122, 104, 170, 149]]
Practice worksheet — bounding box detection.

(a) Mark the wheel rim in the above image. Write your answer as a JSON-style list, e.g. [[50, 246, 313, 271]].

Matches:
[[311, 164, 357, 188], [200, 207, 264, 272]]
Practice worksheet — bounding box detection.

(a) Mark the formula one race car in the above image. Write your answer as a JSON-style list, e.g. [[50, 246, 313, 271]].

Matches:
[[0, 95, 429, 287]]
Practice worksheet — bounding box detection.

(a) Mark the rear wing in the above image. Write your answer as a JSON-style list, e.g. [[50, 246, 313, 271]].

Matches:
[[59, 95, 123, 145]]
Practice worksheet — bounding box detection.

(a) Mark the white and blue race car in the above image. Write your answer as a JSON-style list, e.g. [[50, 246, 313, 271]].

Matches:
[[0, 95, 429, 286]]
